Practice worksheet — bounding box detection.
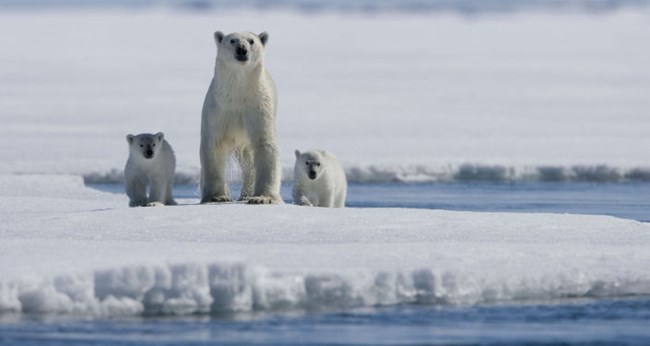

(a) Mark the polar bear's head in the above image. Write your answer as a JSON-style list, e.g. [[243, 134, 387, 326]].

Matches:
[[126, 132, 165, 160], [295, 150, 323, 181], [214, 31, 269, 67]]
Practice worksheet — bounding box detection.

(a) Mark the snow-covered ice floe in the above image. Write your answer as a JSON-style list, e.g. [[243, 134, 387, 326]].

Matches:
[[1, 174, 649, 316]]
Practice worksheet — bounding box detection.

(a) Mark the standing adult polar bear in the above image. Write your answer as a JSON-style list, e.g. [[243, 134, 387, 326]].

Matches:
[[200, 31, 282, 204]]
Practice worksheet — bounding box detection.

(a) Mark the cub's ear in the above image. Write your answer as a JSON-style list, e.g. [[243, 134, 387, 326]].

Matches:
[[126, 134, 135, 144], [294, 149, 301, 159], [155, 132, 164, 142], [258, 32, 269, 46], [214, 31, 224, 45]]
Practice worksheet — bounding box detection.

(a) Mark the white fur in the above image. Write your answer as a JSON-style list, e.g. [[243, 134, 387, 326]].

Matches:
[[125, 132, 176, 207], [293, 150, 347, 208], [200, 31, 282, 205]]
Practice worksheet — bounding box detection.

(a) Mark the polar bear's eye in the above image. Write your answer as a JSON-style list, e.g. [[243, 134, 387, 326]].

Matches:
[[248, 39, 254, 45], [230, 39, 235, 44], [140, 144, 143, 148], [152, 143, 156, 147], [305, 162, 309, 165]]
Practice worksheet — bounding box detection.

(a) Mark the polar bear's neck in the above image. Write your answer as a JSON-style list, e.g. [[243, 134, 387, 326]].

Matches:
[[212, 60, 266, 109], [214, 60, 264, 88]]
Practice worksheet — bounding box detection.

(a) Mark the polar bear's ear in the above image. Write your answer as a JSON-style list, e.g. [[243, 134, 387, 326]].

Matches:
[[126, 134, 135, 145], [295, 149, 301, 159], [258, 32, 269, 46], [155, 132, 164, 142], [214, 31, 224, 45]]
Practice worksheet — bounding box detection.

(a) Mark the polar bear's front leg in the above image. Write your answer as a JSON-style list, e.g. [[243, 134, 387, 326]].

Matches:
[[164, 179, 177, 206], [148, 175, 166, 205], [298, 196, 314, 207], [322, 192, 337, 208], [200, 138, 231, 204], [292, 184, 312, 206], [126, 174, 148, 207], [248, 140, 282, 205], [149, 175, 176, 206], [333, 192, 346, 208], [236, 147, 255, 201]]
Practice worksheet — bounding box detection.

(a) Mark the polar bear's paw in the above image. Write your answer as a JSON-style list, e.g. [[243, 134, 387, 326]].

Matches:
[[247, 195, 283, 205], [201, 195, 232, 204], [299, 196, 314, 207], [146, 201, 164, 207]]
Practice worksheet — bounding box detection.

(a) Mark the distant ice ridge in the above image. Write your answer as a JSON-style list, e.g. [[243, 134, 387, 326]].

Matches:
[[2, 260, 650, 316], [0, 0, 648, 13], [83, 164, 650, 185], [346, 164, 650, 183]]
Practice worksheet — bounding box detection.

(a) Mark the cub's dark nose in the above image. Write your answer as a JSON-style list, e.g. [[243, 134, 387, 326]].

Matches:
[[145, 150, 154, 158], [309, 172, 317, 180]]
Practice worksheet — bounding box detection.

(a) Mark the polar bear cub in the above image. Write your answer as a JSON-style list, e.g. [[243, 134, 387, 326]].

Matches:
[[125, 132, 176, 207], [293, 150, 347, 208], [200, 31, 282, 205]]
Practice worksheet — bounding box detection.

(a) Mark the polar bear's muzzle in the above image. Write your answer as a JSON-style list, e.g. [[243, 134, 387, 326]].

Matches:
[[235, 46, 248, 62]]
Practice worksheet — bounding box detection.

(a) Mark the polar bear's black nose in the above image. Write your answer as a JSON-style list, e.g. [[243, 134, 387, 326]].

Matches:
[[309, 171, 317, 180], [145, 150, 154, 158], [236, 46, 248, 56]]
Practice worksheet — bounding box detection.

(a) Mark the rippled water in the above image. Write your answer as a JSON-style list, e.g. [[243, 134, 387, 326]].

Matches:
[[103, 181, 650, 222], [2, 298, 650, 345]]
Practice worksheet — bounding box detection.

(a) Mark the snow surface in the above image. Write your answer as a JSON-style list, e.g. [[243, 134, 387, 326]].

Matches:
[[1, 10, 650, 182], [1, 174, 650, 316]]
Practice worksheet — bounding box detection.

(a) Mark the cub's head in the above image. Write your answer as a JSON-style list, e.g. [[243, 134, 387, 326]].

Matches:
[[214, 31, 269, 67], [295, 150, 323, 181], [126, 132, 164, 160]]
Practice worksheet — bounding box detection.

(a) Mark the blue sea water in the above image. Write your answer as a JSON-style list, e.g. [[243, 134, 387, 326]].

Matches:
[[2, 297, 650, 345], [153, 181, 650, 222], [2, 181, 649, 345]]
